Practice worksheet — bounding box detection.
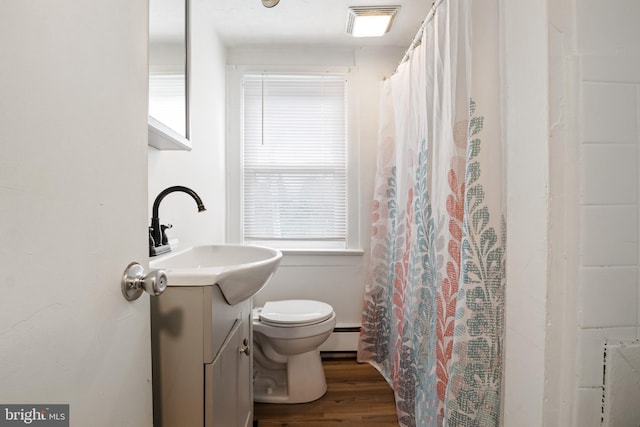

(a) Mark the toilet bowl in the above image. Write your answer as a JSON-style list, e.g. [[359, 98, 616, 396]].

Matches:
[[252, 299, 336, 404]]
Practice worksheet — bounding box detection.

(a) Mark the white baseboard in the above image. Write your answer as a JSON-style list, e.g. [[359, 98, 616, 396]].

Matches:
[[319, 330, 360, 352]]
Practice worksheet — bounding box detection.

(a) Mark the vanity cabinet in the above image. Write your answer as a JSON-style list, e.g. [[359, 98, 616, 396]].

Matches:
[[151, 285, 253, 427]]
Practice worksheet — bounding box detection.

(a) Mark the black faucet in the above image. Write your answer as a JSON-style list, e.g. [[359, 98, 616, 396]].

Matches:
[[149, 186, 206, 257]]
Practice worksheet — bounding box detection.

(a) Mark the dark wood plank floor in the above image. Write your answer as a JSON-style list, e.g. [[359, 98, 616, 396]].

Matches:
[[254, 356, 399, 427]]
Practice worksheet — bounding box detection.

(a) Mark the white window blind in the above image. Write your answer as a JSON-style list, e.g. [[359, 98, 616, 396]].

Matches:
[[242, 74, 347, 247]]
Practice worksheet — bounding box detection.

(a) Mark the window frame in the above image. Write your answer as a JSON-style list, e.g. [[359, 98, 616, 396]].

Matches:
[[226, 65, 361, 253]]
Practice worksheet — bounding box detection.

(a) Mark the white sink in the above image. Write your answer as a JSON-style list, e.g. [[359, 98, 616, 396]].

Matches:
[[149, 245, 282, 305]]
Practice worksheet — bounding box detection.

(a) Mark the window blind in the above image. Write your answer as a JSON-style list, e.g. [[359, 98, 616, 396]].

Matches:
[[242, 74, 347, 246]]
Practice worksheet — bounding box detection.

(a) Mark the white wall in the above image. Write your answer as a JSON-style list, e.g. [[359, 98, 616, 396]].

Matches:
[[545, 0, 580, 424], [225, 46, 403, 349], [502, 0, 550, 425], [573, 1, 640, 425], [148, 0, 227, 247]]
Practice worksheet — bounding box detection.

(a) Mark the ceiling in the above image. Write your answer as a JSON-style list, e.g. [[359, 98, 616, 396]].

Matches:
[[202, 0, 431, 49]]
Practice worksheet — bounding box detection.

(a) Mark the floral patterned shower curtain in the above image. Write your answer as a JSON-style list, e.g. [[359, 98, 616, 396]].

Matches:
[[357, 1, 505, 426]]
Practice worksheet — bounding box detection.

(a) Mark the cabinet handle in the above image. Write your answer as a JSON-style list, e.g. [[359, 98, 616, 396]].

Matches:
[[239, 338, 251, 356]]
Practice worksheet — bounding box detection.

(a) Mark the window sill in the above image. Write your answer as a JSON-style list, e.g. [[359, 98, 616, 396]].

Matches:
[[280, 249, 364, 256], [276, 248, 365, 267]]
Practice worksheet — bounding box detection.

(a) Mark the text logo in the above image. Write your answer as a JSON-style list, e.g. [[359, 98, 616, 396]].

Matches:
[[0, 405, 68, 427]]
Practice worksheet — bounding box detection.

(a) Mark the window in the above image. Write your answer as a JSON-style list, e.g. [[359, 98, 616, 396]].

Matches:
[[239, 73, 348, 250]]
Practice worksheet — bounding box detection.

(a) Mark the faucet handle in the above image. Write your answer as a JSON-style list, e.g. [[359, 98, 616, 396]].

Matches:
[[148, 227, 156, 247], [160, 224, 172, 245]]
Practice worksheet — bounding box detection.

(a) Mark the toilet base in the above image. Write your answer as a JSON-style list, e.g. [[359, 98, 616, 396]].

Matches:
[[254, 348, 327, 404]]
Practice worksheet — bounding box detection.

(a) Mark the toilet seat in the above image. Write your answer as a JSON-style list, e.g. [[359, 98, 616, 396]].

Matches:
[[259, 300, 334, 327]]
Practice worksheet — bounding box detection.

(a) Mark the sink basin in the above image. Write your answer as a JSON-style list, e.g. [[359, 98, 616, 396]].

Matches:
[[149, 245, 282, 305]]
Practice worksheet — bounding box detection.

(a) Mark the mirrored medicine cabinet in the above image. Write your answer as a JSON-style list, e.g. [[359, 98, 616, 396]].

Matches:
[[148, 0, 191, 150]]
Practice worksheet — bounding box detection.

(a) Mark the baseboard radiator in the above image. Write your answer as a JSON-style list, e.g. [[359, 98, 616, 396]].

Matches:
[[319, 326, 361, 354]]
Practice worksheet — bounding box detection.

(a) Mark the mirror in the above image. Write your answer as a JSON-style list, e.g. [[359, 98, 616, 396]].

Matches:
[[148, 0, 191, 150]]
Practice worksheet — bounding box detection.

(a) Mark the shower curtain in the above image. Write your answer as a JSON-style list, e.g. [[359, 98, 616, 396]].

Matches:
[[357, 1, 505, 426]]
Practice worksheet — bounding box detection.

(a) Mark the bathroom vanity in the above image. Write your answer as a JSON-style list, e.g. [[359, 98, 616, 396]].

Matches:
[[148, 243, 281, 426], [151, 285, 253, 427]]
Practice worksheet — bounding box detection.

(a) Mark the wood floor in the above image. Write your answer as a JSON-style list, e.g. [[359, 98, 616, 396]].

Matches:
[[253, 356, 399, 427]]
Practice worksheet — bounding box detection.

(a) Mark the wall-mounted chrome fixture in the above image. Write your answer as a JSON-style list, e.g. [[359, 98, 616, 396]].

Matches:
[[262, 0, 279, 8], [346, 6, 400, 37]]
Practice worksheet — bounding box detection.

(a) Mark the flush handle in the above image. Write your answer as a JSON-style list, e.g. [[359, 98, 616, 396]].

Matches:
[[239, 338, 251, 356], [121, 262, 168, 301]]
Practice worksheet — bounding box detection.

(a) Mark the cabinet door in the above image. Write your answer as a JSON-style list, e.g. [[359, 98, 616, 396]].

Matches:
[[204, 300, 253, 427], [205, 317, 250, 427]]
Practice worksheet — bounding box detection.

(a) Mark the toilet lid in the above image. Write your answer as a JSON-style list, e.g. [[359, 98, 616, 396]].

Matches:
[[259, 300, 333, 326]]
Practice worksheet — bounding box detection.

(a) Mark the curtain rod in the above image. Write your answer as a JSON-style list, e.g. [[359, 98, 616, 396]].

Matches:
[[394, 0, 446, 72]]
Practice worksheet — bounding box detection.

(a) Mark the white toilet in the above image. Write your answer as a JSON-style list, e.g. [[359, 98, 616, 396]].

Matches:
[[252, 299, 336, 404]]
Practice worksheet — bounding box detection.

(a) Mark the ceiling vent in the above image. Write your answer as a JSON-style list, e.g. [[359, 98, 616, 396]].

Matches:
[[346, 6, 400, 37]]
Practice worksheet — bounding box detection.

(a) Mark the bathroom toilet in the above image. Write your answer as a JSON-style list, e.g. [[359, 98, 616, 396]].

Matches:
[[252, 299, 336, 404]]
